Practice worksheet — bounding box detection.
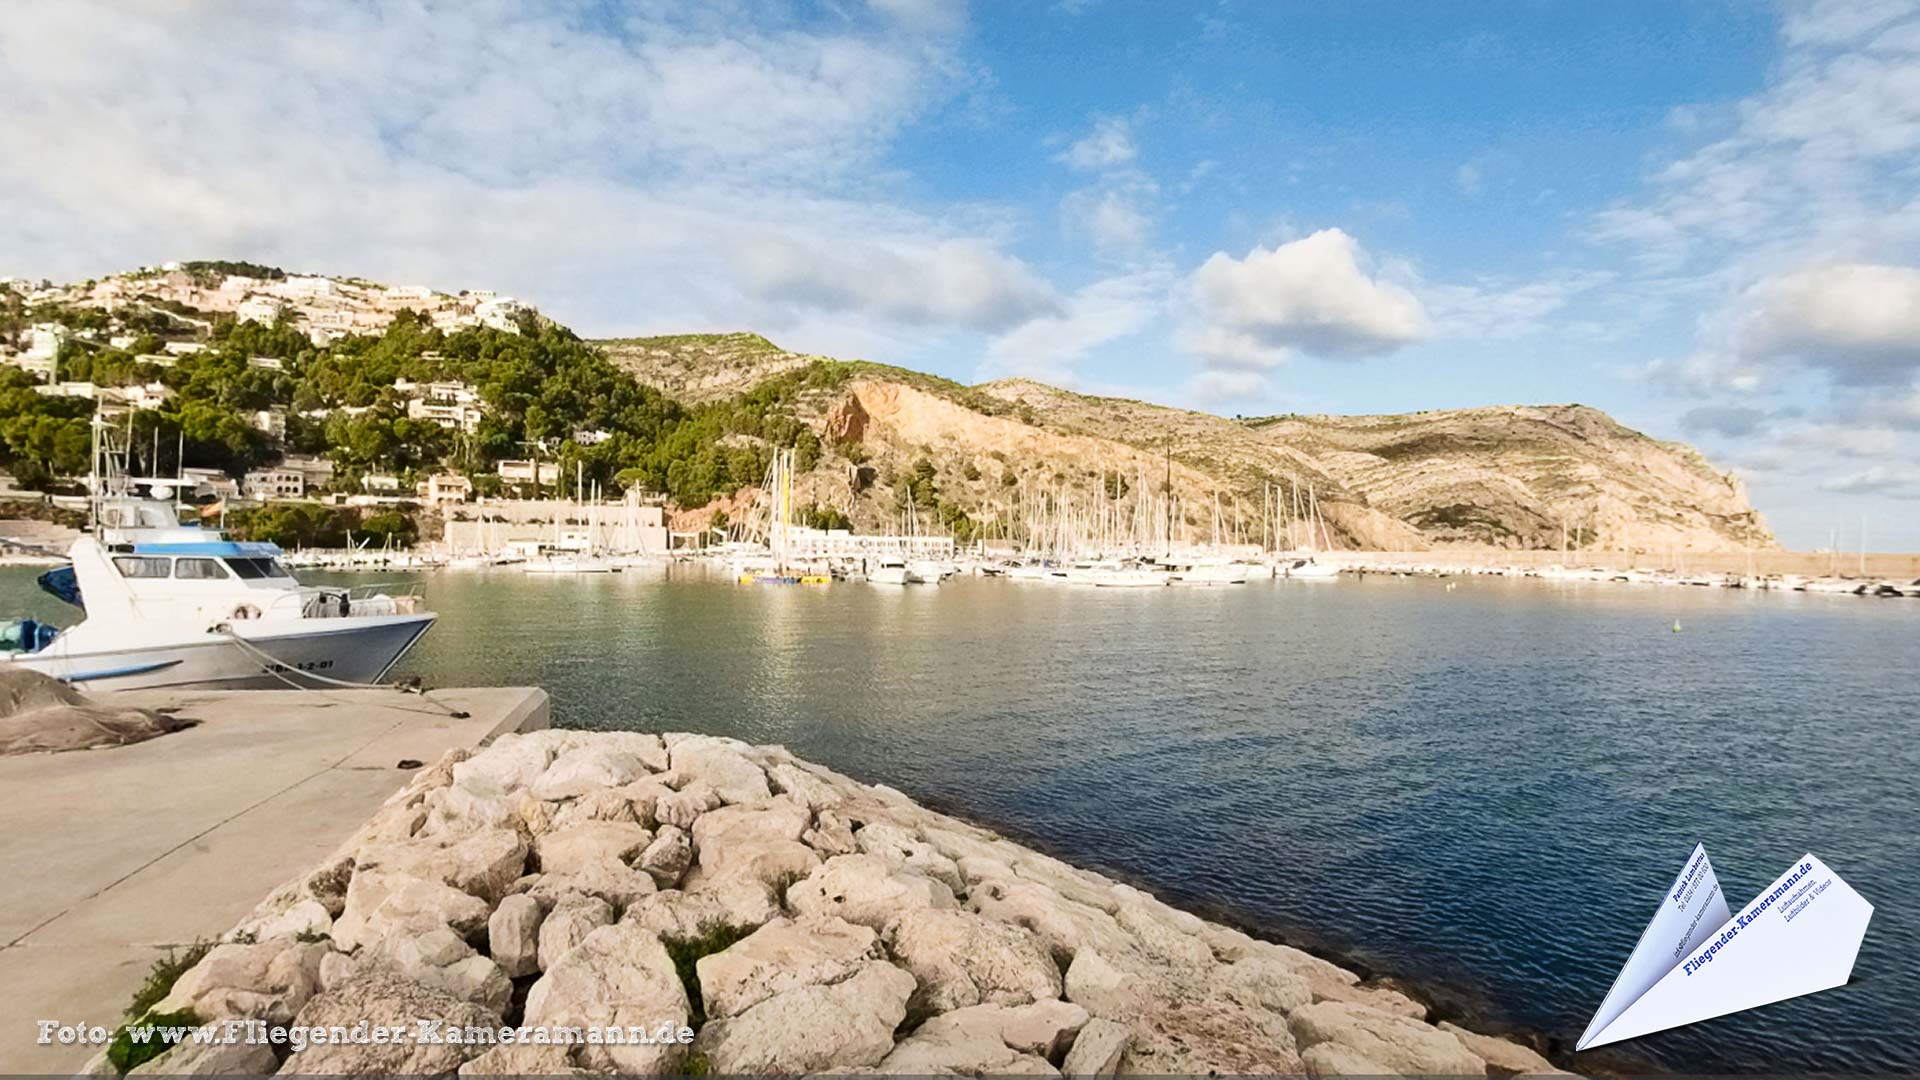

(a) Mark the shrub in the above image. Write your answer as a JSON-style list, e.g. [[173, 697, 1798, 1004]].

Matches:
[[125, 941, 212, 1020], [661, 921, 754, 1029], [107, 1009, 199, 1074]]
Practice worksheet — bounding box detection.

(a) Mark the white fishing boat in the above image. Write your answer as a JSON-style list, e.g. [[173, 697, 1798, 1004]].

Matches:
[[1, 423, 435, 691]]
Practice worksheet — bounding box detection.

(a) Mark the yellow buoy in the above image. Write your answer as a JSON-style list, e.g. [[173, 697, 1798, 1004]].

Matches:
[[1672, 619, 1683, 633]]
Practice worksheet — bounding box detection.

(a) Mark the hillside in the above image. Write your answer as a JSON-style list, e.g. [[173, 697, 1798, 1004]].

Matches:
[[599, 335, 1775, 553], [0, 264, 1772, 552]]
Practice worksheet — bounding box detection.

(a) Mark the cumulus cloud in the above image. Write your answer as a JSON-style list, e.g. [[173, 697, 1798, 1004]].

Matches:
[[1734, 262, 1920, 383], [0, 0, 1051, 351], [1820, 462, 1920, 497], [1182, 229, 1428, 361], [1058, 116, 1138, 171], [1183, 369, 1272, 407], [743, 235, 1059, 332], [982, 270, 1166, 384], [1680, 405, 1772, 437], [1062, 185, 1154, 254]]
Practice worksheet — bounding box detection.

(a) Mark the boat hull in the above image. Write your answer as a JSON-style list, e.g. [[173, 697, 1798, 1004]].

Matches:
[[5, 614, 436, 692]]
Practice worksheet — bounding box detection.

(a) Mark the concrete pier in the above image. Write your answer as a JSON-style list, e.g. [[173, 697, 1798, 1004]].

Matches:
[[0, 686, 548, 1073]]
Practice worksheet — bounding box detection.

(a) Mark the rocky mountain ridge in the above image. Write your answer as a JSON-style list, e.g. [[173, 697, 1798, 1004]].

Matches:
[[602, 333, 1774, 552]]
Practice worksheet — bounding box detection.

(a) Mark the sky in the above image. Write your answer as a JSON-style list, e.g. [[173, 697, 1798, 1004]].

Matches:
[[3, 0, 1918, 549]]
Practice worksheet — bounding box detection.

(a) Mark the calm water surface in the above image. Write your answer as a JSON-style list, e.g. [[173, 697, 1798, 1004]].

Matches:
[[5, 566, 1916, 1071]]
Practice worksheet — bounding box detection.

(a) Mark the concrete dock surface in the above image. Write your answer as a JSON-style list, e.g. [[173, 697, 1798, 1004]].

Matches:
[[0, 686, 548, 1073]]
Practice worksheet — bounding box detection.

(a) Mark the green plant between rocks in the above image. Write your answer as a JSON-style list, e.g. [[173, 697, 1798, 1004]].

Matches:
[[106, 1008, 199, 1074], [661, 921, 754, 1029], [124, 941, 212, 1021]]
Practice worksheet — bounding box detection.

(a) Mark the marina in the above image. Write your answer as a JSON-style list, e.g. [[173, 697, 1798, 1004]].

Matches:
[[8, 565, 1911, 1072]]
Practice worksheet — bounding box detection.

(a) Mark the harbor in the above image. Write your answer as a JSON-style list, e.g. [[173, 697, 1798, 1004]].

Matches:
[[1, 550, 1917, 1073]]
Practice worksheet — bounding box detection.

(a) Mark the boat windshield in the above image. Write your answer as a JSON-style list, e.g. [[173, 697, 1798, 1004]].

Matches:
[[226, 557, 292, 579]]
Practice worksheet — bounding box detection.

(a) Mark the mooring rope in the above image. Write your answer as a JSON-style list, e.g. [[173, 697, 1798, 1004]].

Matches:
[[212, 626, 470, 719]]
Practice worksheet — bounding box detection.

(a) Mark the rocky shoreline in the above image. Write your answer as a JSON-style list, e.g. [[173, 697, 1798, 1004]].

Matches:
[[99, 730, 1579, 1076]]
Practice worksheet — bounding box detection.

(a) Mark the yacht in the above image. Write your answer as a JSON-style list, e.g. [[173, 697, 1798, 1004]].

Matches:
[[1065, 560, 1170, 588], [1282, 557, 1341, 579], [2, 427, 435, 691], [868, 558, 916, 585]]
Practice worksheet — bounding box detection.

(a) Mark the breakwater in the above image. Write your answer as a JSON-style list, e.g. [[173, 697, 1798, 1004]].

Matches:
[[92, 730, 1569, 1076]]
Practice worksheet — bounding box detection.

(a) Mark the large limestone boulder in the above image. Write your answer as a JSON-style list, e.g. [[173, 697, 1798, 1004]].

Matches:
[[1215, 953, 1314, 1014], [538, 893, 615, 972], [879, 1003, 1064, 1076], [668, 737, 773, 804], [1113, 899, 1215, 971], [621, 878, 783, 940], [767, 761, 845, 810], [1060, 1016, 1130, 1076], [787, 853, 958, 930], [1302, 1041, 1397, 1077], [158, 939, 326, 1023], [233, 897, 332, 943], [452, 733, 554, 792], [637, 824, 694, 887], [653, 783, 722, 830], [532, 820, 654, 875], [279, 969, 498, 1075], [687, 797, 819, 888], [523, 923, 692, 1075], [331, 870, 490, 952], [458, 1042, 589, 1076], [531, 745, 650, 801], [855, 820, 966, 894], [128, 1036, 279, 1076], [1062, 948, 1142, 1018], [517, 857, 660, 912], [1438, 1022, 1566, 1076], [356, 829, 528, 903], [378, 927, 512, 1014], [549, 787, 645, 830], [1288, 1001, 1488, 1077], [693, 961, 915, 1074], [885, 907, 1063, 1016], [487, 893, 544, 978], [696, 916, 884, 1020], [968, 878, 1136, 968]]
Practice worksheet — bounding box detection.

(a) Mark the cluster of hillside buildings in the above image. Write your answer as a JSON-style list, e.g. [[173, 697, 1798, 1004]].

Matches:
[[6, 265, 534, 347]]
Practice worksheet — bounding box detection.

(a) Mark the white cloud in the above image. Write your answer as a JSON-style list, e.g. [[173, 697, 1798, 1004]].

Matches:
[[1735, 261, 1920, 383], [982, 270, 1167, 384], [1183, 369, 1272, 407], [867, 0, 967, 34], [1183, 229, 1428, 360], [1820, 462, 1920, 497], [1455, 161, 1484, 197], [744, 235, 1059, 332], [1062, 185, 1154, 254], [1174, 326, 1291, 371], [0, 0, 1055, 350], [1058, 116, 1138, 171], [1590, 1, 1920, 276], [1423, 270, 1614, 340]]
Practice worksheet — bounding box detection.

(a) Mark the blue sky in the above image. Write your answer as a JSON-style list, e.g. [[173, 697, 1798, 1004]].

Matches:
[[4, 0, 1918, 548]]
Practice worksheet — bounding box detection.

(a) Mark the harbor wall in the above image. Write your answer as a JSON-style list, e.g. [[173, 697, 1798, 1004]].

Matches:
[[1335, 547, 1920, 579]]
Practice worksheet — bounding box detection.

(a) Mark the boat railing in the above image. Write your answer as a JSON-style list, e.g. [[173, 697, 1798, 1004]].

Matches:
[[256, 583, 428, 620]]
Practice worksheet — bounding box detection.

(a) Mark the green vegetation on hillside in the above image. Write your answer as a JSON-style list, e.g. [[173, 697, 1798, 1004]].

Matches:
[[3, 302, 849, 511]]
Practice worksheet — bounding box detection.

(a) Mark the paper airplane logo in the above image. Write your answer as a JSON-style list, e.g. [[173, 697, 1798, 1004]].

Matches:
[[1578, 843, 1873, 1050]]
